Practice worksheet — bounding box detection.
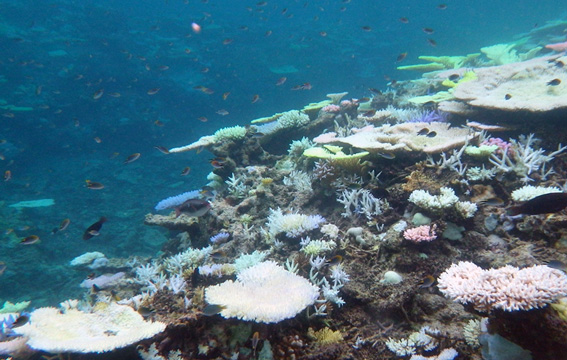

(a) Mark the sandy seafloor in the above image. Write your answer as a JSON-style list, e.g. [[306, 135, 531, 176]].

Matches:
[[2, 0, 567, 359]]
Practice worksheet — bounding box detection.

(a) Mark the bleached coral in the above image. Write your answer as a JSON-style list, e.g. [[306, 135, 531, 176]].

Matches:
[[266, 208, 325, 239], [283, 170, 313, 193], [409, 187, 459, 212], [233, 250, 269, 273], [510, 185, 562, 202], [204, 261, 319, 323], [337, 188, 388, 220], [300, 239, 337, 255], [438, 261, 567, 312], [463, 319, 482, 348], [213, 125, 247, 142], [163, 246, 212, 274], [14, 302, 166, 353], [226, 173, 248, 198], [155, 190, 200, 211], [70, 251, 106, 267]]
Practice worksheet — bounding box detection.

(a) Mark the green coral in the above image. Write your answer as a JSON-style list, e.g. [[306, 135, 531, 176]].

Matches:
[[0, 300, 31, 313]]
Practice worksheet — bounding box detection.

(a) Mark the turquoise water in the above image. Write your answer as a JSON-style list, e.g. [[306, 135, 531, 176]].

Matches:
[[0, 0, 564, 307]]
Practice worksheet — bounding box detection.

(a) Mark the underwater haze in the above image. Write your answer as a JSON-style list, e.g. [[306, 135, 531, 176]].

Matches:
[[0, 0, 564, 309]]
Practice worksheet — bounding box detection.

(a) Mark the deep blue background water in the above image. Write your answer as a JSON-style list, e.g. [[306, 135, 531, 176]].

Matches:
[[0, 0, 564, 306]]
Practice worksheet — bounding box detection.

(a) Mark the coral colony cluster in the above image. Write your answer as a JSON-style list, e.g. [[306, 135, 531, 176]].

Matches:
[[5, 29, 567, 360]]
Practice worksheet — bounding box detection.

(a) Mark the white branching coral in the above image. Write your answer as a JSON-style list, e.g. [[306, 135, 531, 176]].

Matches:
[[13, 302, 166, 353], [266, 208, 325, 238], [438, 261, 567, 312], [204, 261, 319, 323], [409, 187, 477, 218], [337, 188, 388, 220], [283, 170, 313, 193]]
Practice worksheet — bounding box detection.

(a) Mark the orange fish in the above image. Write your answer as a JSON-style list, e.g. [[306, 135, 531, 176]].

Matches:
[[92, 89, 104, 100], [147, 88, 160, 95], [4, 170, 11, 181], [124, 153, 141, 164]]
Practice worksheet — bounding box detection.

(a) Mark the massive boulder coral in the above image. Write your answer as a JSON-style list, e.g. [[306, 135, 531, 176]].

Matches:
[[438, 55, 567, 112], [314, 122, 480, 154]]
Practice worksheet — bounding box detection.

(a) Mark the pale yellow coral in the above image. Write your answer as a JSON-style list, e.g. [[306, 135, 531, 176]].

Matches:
[[307, 327, 344, 346]]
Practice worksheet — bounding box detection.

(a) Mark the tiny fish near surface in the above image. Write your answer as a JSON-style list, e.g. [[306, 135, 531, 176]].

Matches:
[[507, 192, 567, 216]]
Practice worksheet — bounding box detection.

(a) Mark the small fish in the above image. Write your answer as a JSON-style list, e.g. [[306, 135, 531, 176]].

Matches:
[[222, 38, 233, 45], [174, 199, 211, 218], [418, 275, 436, 289], [210, 250, 226, 260], [546, 260, 567, 272], [362, 110, 377, 117], [547, 78, 561, 86], [319, 31, 327, 37], [210, 160, 225, 169], [291, 83, 312, 90], [222, 92, 230, 100], [21, 235, 40, 245], [108, 92, 121, 98], [377, 152, 395, 160], [191, 22, 201, 34], [159, 65, 170, 71], [417, 128, 430, 136], [437, 4, 447, 9], [154, 146, 170, 154], [251, 94, 260, 103], [251, 331, 261, 356], [202, 304, 226, 316], [427, 38, 437, 47], [399, 17, 409, 23], [0, 262, 6, 276], [94, 137, 102, 143], [85, 180, 105, 190], [505, 94, 512, 100], [124, 153, 141, 164], [197, 116, 208, 122], [251, 132, 265, 139], [479, 197, 505, 207], [422, 27, 434, 34], [91, 284, 102, 293], [216, 109, 229, 116], [326, 255, 343, 266], [138, 306, 155, 318], [147, 88, 160, 95], [426, 131, 437, 138], [181, 166, 191, 176], [396, 52, 408, 62], [83, 217, 107, 240], [4, 170, 11, 181], [361, 26, 372, 32], [59, 218, 71, 232], [508, 192, 567, 216], [275, 77, 287, 86], [11, 314, 29, 328], [265, 30, 272, 37], [92, 89, 104, 100], [87, 272, 96, 279]]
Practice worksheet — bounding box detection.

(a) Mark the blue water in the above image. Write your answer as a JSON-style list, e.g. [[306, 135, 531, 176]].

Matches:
[[0, 0, 564, 306]]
